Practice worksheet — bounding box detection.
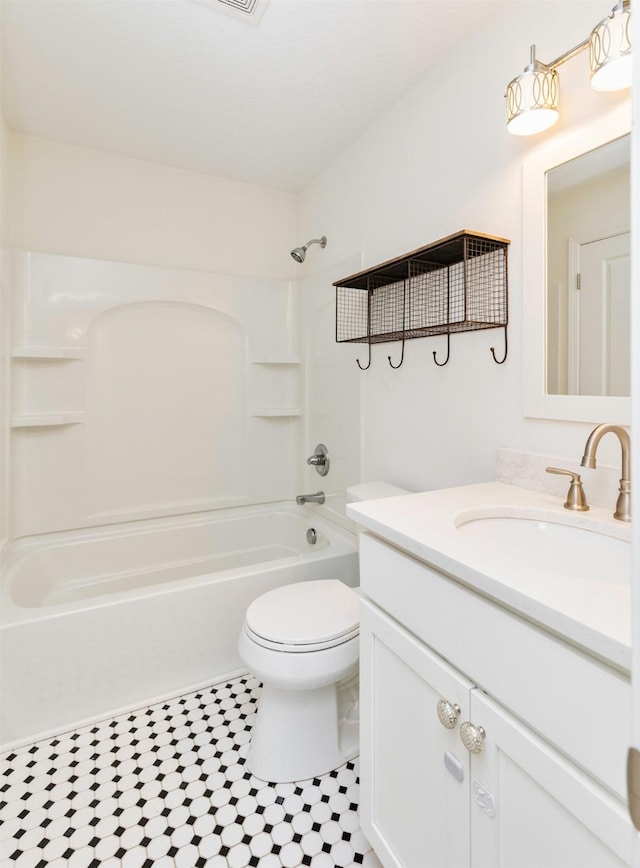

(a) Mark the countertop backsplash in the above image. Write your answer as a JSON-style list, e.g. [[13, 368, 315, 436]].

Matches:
[[496, 447, 621, 512]]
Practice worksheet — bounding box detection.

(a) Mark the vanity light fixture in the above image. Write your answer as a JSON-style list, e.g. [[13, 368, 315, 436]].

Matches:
[[506, 45, 559, 136], [506, 0, 632, 136], [590, 0, 632, 90]]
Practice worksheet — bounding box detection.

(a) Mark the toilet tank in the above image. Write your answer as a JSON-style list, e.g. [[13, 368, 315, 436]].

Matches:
[[346, 482, 410, 503]]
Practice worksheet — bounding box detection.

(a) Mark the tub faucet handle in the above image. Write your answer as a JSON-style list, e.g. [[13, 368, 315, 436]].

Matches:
[[307, 444, 330, 477], [545, 467, 589, 512]]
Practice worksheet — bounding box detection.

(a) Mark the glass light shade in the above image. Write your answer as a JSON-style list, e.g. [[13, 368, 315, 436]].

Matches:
[[506, 65, 559, 136], [590, 1, 632, 91]]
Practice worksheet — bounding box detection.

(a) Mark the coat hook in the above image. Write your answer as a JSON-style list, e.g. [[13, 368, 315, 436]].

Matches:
[[388, 339, 405, 369], [357, 342, 372, 370], [490, 326, 508, 364], [433, 333, 451, 367]]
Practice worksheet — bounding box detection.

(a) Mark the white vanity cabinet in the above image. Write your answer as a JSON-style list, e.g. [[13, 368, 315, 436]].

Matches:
[[358, 533, 633, 868], [359, 599, 473, 867], [469, 688, 628, 868]]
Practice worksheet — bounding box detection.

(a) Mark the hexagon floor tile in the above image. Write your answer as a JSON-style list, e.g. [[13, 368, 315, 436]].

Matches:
[[0, 675, 382, 867]]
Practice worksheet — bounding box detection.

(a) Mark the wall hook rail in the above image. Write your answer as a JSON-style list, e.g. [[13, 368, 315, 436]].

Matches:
[[356, 285, 373, 369], [489, 326, 508, 364], [334, 231, 510, 373], [388, 281, 407, 368], [433, 333, 451, 367], [388, 338, 405, 369], [357, 342, 372, 370]]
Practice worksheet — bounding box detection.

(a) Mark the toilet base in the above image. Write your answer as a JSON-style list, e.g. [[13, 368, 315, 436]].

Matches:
[[247, 676, 359, 783]]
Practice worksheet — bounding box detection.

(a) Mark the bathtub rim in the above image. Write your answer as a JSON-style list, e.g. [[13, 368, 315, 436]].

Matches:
[[1, 500, 357, 625]]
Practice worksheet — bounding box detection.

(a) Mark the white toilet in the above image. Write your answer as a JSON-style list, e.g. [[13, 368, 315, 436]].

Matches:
[[238, 481, 409, 783]]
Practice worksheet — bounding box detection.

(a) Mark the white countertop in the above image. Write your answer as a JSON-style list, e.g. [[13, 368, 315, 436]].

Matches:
[[347, 481, 632, 672]]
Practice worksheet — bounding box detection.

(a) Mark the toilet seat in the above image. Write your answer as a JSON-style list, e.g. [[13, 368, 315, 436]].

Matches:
[[244, 579, 359, 653], [244, 622, 359, 653]]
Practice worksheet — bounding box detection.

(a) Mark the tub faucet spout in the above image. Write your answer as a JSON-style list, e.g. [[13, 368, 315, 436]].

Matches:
[[580, 423, 631, 522], [296, 491, 325, 505]]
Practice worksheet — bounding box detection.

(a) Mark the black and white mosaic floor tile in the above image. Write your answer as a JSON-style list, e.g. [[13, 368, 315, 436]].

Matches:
[[0, 675, 381, 868]]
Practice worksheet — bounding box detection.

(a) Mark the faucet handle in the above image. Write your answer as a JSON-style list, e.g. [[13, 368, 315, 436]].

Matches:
[[545, 467, 590, 512], [307, 444, 330, 477]]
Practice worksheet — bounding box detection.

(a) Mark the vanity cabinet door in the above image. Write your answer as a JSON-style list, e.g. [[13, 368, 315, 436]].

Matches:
[[468, 690, 632, 868], [360, 600, 473, 868]]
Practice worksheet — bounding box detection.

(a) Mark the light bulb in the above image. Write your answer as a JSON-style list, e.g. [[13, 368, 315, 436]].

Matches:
[[507, 107, 559, 136]]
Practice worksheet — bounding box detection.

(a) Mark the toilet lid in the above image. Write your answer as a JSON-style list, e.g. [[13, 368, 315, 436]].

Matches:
[[245, 580, 359, 647]]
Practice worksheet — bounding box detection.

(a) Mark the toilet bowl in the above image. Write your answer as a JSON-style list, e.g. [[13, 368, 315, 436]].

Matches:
[[239, 482, 409, 783], [239, 579, 360, 782]]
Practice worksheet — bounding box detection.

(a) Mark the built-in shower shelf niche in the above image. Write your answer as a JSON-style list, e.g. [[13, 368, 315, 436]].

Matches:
[[334, 230, 510, 369], [12, 346, 87, 360], [250, 355, 301, 365], [249, 408, 301, 417], [11, 412, 86, 428], [249, 350, 300, 418]]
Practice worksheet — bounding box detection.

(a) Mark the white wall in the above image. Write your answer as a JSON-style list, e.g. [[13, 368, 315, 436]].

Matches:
[[298, 0, 630, 494], [0, 116, 9, 554], [0, 0, 10, 554], [3, 3, 633, 538], [8, 133, 298, 280], [4, 134, 301, 540], [299, 251, 363, 526]]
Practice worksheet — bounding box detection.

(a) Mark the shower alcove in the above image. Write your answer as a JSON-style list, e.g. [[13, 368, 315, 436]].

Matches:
[[1, 250, 316, 743], [8, 251, 301, 536]]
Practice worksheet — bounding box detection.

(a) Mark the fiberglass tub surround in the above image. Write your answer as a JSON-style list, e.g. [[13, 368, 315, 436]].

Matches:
[[0, 503, 358, 748], [9, 250, 302, 539]]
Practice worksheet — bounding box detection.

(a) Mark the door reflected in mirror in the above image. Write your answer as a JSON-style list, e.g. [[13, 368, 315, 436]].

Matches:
[[546, 135, 630, 397]]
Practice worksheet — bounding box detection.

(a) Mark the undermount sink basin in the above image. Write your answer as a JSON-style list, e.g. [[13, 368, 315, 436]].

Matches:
[[456, 512, 630, 586], [347, 481, 632, 667]]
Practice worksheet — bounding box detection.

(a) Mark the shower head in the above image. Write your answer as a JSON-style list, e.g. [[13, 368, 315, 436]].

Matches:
[[290, 236, 327, 263]]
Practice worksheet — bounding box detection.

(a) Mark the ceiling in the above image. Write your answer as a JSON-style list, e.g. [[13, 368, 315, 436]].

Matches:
[[1, 0, 504, 192]]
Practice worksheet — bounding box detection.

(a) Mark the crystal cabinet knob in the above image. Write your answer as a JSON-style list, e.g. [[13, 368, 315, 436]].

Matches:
[[460, 721, 486, 754], [436, 699, 461, 730]]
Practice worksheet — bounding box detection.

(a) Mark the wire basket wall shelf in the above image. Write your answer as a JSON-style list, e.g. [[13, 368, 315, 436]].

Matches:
[[334, 230, 510, 369]]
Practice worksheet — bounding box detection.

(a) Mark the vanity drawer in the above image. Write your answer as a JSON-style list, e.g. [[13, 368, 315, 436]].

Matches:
[[359, 532, 631, 801]]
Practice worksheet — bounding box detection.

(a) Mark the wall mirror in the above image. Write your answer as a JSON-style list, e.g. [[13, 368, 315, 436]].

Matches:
[[523, 103, 631, 424]]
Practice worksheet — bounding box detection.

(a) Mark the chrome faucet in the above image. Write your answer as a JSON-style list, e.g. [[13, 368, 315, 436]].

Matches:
[[580, 423, 631, 522], [296, 491, 325, 505]]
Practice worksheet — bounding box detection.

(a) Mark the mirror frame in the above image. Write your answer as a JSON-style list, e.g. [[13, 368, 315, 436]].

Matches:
[[523, 101, 631, 424]]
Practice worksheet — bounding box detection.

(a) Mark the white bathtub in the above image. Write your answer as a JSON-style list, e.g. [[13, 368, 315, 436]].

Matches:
[[0, 503, 358, 748]]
